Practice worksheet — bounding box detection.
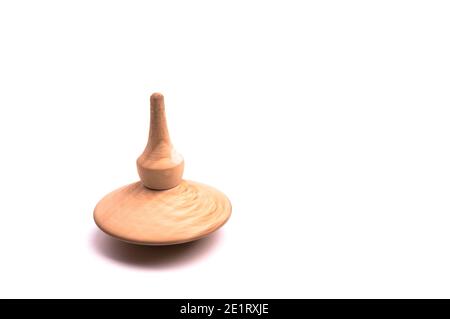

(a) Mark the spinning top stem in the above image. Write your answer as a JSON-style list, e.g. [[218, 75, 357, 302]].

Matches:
[[148, 93, 170, 148], [137, 93, 184, 190]]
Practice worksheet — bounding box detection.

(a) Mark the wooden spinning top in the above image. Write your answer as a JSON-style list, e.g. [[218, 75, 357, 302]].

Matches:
[[94, 93, 232, 245]]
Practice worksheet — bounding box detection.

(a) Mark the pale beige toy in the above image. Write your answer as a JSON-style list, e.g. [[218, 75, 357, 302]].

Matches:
[[94, 93, 232, 245]]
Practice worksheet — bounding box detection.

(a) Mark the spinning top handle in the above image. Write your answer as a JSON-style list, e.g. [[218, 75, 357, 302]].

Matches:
[[136, 93, 184, 190]]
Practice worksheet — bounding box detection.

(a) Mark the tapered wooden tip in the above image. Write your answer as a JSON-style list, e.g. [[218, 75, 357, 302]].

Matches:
[[136, 93, 184, 190]]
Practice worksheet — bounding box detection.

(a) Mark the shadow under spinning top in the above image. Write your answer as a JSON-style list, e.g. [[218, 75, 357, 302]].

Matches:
[[94, 93, 232, 245]]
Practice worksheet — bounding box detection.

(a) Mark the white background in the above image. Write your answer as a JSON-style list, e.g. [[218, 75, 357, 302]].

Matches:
[[1, 1, 450, 298]]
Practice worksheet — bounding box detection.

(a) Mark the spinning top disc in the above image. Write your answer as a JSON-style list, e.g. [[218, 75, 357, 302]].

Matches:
[[94, 181, 231, 245], [93, 93, 232, 245]]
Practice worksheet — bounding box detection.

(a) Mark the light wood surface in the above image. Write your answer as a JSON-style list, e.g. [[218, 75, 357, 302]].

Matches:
[[94, 180, 231, 245], [93, 92, 231, 245], [137, 93, 184, 190]]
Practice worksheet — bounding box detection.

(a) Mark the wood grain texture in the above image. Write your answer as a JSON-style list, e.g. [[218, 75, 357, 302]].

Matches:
[[94, 180, 232, 245]]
